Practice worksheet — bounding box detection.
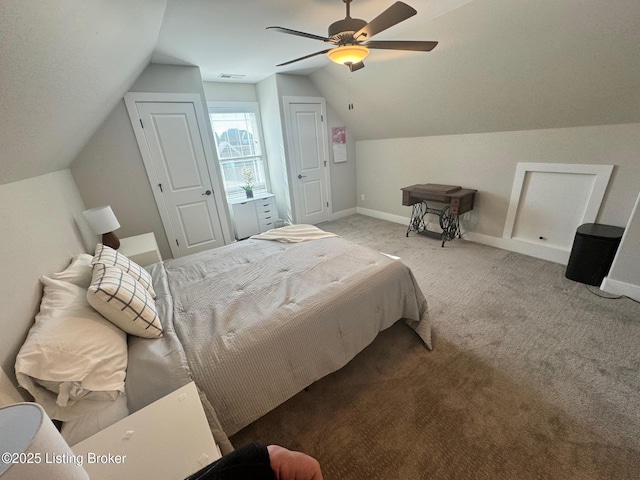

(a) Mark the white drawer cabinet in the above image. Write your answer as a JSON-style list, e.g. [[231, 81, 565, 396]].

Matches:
[[230, 194, 277, 239], [72, 382, 221, 480], [118, 233, 162, 267], [232, 201, 260, 240], [255, 196, 278, 231]]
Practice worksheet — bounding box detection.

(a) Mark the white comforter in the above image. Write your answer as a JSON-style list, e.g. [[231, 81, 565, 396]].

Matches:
[[128, 233, 430, 450]]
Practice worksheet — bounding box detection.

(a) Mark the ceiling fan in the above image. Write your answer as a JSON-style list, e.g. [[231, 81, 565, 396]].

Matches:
[[267, 0, 438, 72]]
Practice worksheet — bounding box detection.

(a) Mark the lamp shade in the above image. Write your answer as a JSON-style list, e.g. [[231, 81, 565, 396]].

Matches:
[[83, 206, 120, 235], [327, 45, 370, 65], [0, 403, 89, 479]]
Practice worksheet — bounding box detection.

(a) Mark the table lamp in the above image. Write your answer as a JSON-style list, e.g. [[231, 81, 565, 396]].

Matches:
[[0, 403, 89, 479], [83, 205, 121, 249]]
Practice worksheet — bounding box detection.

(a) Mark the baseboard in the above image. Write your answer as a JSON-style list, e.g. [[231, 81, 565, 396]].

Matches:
[[462, 231, 503, 249], [356, 208, 571, 265], [498, 238, 571, 265], [331, 208, 357, 221], [356, 207, 409, 226], [462, 233, 570, 264], [600, 277, 640, 302]]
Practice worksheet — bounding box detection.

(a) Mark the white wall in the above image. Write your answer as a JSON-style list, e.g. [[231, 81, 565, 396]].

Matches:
[[356, 122, 640, 248], [70, 101, 168, 255], [204, 81, 284, 220], [256, 73, 358, 222], [0, 367, 23, 405], [203, 82, 258, 103], [602, 193, 640, 301], [257, 75, 292, 223], [0, 0, 166, 185], [71, 65, 232, 260], [308, 0, 640, 143], [0, 170, 93, 386], [274, 74, 357, 218]]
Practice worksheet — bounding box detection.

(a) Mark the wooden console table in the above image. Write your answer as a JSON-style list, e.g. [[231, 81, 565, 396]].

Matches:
[[401, 184, 477, 246]]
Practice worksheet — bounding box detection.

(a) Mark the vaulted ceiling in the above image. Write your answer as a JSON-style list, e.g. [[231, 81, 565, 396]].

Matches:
[[2, 0, 639, 185], [308, 0, 640, 140], [152, 0, 474, 82], [0, 0, 167, 185]]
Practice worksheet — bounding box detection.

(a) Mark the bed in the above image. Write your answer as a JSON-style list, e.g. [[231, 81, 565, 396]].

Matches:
[[16, 225, 431, 453]]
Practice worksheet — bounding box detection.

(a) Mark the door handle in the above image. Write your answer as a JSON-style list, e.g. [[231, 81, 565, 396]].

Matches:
[[202, 190, 212, 196], [297, 174, 307, 179]]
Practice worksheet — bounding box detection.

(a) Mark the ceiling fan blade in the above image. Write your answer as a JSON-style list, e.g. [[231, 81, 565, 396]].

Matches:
[[266, 26, 330, 42], [348, 61, 365, 72], [276, 49, 332, 67], [366, 40, 438, 52], [354, 2, 417, 40]]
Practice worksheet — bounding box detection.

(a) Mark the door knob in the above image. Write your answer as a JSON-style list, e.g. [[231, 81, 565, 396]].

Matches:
[[297, 174, 307, 179], [202, 190, 212, 196]]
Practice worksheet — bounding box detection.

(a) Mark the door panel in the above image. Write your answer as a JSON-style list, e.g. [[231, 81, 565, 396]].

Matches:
[[297, 113, 321, 171], [136, 102, 226, 257], [152, 115, 202, 190], [287, 101, 330, 225], [177, 202, 215, 246], [302, 180, 323, 215]]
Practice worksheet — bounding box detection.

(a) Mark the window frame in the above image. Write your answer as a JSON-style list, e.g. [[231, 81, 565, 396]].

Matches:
[[207, 101, 270, 201]]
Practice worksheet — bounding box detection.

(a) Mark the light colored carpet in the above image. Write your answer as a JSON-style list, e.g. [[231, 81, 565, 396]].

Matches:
[[231, 214, 640, 479]]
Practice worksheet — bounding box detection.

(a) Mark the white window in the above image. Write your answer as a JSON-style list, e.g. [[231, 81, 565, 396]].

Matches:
[[207, 102, 268, 201]]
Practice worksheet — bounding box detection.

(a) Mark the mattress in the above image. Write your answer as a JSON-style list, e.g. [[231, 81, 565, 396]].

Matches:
[[126, 233, 431, 452]]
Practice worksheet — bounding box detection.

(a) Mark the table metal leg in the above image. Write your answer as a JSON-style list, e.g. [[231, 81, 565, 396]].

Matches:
[[406, 202, 427, 237], [438, 205, 460, 247], [406, 202, 461, 247]]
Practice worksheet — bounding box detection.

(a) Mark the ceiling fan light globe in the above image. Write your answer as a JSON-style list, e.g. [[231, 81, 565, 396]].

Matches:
[[327, 45, 370, 65]]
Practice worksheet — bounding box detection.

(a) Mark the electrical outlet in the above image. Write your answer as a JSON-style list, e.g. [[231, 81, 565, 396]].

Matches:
[[463, 212, 471, 221], [360, 193, 365, 202]]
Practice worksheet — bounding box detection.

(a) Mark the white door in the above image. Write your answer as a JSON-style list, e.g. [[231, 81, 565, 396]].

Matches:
[[285, 99, 330, 225], [129, 99, 228, 257]]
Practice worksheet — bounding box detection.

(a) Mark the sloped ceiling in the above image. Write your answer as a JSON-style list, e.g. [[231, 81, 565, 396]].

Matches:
[[308, 0, 640, 139], [2, 0, 639, 185], [0, 0, 167, 185], [152, 0, 473, 82], [154, 0, 640, 139]]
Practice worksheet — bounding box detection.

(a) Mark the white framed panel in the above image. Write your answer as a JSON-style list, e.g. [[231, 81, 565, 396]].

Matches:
[[502, 163, 613, 264]]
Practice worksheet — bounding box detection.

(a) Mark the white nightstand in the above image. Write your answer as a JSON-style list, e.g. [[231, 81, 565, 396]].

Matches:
[[118, 233, 162, 267], [72, 382, 221, 480]]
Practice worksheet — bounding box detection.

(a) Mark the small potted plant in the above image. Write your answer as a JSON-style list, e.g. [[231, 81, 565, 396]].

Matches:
[[241, 167, 254, 198]]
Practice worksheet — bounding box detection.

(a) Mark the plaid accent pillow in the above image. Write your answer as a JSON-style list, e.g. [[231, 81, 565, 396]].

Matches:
[[91, 243, 156, 298], [87, 264, 163, 338]]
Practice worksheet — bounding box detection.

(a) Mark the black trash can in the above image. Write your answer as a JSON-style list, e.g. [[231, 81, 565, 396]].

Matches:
[[565, 223, 624, 286]]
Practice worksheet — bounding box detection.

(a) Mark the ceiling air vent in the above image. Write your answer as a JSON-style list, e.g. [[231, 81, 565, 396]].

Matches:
[[217, 73, 246, 79]]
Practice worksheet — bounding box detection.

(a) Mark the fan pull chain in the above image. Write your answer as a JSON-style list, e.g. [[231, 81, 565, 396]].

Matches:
[[348, 68, 354, 110]]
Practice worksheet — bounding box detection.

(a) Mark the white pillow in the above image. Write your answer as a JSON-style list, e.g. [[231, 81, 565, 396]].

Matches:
[[51, 253, 94, 288], [91, 243, 156, 298], [15, 277, 127, 422], [87, 264, 163, 339]]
